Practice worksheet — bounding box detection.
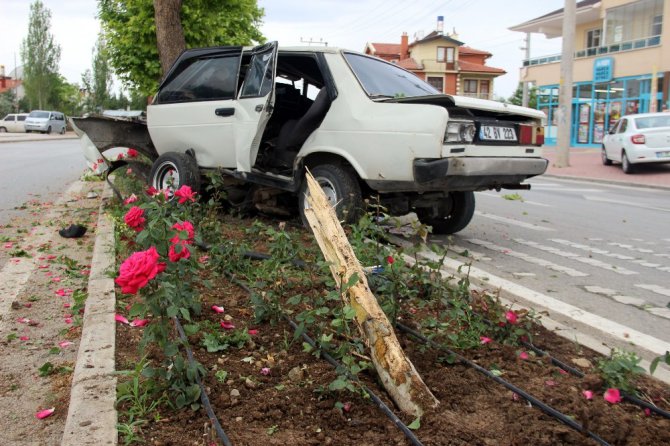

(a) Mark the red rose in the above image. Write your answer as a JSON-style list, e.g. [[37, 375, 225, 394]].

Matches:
[[123, 194, 138, 205], [145, 186, 159, 196], [386, 256, 395, 265], [115, 247, 163, 294], [124, 206, 145, 232], [505, 310, 518, 325], [168, 241, 191, 262], [170, 221, 195, 243], [174, 185, 197, 204], [127, 148, 139, 158]]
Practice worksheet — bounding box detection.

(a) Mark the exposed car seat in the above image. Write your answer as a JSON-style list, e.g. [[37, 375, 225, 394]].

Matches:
[[275, 88, 331, 153]]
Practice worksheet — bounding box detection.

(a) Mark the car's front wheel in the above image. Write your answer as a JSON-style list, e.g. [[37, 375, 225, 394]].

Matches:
[[0, 127, 7, 133], [46, 126, 52, 135], [622, 151, 635, 174], [150, 152, 201, 196], [299, 163, 362, 227], [601, 145, 612, 165], [417, 191, 476, 235], [60, 126, 66, 135]]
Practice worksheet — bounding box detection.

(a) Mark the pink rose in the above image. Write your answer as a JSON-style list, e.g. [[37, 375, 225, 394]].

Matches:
[[123, 194, 138, 205], [124, 206, 145, 232], [170, 221, 195, 243], [174, 185, 197, 204], [127, 148, 139, 158], [115, 247, 163, 294], [505, 310, 518, 325], [168, 241, 191, 262]]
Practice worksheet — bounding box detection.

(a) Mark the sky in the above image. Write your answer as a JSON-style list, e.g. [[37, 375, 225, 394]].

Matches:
[[0, 0, 567, 99]]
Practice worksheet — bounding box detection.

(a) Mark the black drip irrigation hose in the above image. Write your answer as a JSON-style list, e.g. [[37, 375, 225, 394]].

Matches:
[[229, 277, 424, 446], [395, 322, 613, 446], [520, 339, 670, 419], [105, 160, 128, 202], [173, 317, 233, 446]]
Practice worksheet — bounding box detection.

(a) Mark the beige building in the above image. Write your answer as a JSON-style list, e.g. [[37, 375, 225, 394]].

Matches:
[[510, 0, 668, 146]]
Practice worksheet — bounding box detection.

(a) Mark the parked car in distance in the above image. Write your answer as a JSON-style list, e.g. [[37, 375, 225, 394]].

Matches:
[[25, 110, 67, 134], [602, 112, 670, 173], [72, 42, 547, 234], [0, 113, 29, 133]]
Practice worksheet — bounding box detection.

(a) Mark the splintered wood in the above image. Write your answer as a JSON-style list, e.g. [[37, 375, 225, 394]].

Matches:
[[303, 171, 438, 417]]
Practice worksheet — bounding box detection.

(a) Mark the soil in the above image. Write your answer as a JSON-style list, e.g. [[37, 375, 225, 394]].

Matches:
[[113, 214, 670, 446], [0, 180, 104, 445]]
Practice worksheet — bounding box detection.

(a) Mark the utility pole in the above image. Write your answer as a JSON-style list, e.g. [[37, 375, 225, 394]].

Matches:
[[521, 33, 531, 107], [556, 0, 575, 168]]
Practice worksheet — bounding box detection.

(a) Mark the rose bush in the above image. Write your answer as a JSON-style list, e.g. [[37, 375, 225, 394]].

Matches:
[[115, 246, 165, 294]]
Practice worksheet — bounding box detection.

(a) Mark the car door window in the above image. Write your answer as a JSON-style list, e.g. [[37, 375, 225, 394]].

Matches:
[[4, 116, 13, 121], [17, 115, 26, 121], [240, 49, 275, 98], [618, 119, 627, 133], [155, 55, 240, 103]]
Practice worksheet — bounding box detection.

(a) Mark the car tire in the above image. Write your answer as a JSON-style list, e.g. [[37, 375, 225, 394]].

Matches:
[[298, 163, 362, 227], [46, 126, 52, 135], [0, 127, 6, 133], [622, 151, 635, 174], [417, 191, 476, 235], [150, 152, 201, 196], [601, 145, 612, 165], [60, 127, 66, 135]]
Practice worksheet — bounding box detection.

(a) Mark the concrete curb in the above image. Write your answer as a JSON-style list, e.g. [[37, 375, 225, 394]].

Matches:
[[61, 184, 117, 446], [542, 173, 670, 191], [389, 235, 670, 385], [0, 133, 78, 144]]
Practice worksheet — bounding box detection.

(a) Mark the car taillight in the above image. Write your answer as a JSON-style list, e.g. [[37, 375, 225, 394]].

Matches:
[[519, 124, 544, 146], [631, 134, 645, 144]]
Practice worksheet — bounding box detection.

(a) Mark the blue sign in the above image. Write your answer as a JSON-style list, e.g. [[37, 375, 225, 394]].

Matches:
[[593, 57, 614, 82]]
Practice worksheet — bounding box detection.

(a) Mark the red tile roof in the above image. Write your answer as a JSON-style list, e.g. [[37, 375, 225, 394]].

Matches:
[[458, 59, 506, 74], [397, 58, 423, 70], [370, 43, 401, 56], [459, 46, 491, 57]]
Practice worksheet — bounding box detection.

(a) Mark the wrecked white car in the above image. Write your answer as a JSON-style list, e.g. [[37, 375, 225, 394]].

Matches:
[[72, 42, 547, 234]]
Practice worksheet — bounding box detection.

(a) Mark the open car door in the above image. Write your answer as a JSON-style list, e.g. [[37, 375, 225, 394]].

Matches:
[[236, 41, 278, 172]]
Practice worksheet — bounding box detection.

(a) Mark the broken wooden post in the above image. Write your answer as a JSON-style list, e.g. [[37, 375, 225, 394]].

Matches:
[[303, 171, 439, 417]]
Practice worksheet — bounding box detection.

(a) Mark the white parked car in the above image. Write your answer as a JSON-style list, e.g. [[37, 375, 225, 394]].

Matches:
[[0, 113, 28, 133], [72, 42, 547, 234], [602, 112, 670, 174], [25, 110, 67, 134]]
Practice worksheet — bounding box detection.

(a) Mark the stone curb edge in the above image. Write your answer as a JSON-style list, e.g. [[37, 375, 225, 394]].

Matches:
[[61, 182, 118, 446], [542, 173, 670, 191]]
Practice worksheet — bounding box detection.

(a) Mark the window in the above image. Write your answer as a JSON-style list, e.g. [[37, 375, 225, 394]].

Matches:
[[480, 80, 490, 96], [652, 14, 663, 35], [427, 76, 444, 92], [463, 79, 478, 94], [618, 118, 628, 133], [436, 47, 446, 62], [4, 116, 12, 121], [604, 0, 663, 44], [586, 29, 601, 48], [155, 55, 240, 103], [446, 47, 454, 63], [17, 115, 26, 121], [241, 50, 275, 98]]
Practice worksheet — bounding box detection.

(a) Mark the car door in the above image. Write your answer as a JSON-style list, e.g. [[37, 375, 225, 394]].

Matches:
[[148, 42, 278, 171], [614, 118, 629, 161], [603, 119, 620, 160]]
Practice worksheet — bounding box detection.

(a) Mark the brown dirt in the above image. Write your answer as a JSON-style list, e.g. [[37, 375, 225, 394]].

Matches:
[[114, 215, 670, 446]]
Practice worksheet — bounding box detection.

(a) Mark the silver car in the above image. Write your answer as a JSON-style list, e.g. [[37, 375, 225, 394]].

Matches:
[[24, 110, 67, 134]]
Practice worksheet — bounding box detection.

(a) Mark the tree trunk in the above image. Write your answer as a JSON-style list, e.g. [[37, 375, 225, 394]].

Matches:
[[153, 0, 186, 77], [303, 171, 439, 418]]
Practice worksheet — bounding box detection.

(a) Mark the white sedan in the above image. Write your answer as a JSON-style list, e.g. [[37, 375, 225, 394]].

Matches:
[[602, 112, 670, 173]]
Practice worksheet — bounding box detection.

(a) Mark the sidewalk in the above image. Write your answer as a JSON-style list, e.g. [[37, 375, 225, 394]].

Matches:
[[542, 146, 670, 190], [0, 131, 77, 143]]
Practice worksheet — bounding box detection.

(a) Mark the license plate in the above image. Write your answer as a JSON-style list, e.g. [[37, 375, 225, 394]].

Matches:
[[656, 151, 670, 158], [480, 126, 517, 141]]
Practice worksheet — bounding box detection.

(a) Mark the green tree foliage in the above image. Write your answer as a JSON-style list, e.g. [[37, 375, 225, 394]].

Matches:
[[99, 0, 265, 95], [81, 34, 114, 113], [20, 0, 62, 110], [53, 75, 85, 117], [0, 91, 17, 117], [508, 82, 537, 109]]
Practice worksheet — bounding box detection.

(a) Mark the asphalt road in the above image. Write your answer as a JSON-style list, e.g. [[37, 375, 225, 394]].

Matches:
[[431, 177, 670, 347], [0, 139, 86, 225]]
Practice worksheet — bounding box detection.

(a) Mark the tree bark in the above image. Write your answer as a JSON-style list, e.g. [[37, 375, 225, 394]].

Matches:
[[303, 171, 439, 417], [153, 0, 186, 77]]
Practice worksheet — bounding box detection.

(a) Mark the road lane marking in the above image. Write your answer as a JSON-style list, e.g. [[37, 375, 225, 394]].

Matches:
[[514, 238, 638, 275], [583, 195, 670, 212], [550, 239, 635, 260], [583, 286, 647, 306], [552, 238, 670, 273], [635, 284, 670, 297], [474, 211, 554, 231], [466, 238, 588, 277]]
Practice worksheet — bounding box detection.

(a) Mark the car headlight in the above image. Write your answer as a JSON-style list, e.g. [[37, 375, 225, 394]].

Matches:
[[444, 120, 476, 144]]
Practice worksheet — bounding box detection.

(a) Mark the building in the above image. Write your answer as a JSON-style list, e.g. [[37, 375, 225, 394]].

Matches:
[[510, 0, 668, 147], [0, 65, 24, 100], [364, 17, 506, 100]]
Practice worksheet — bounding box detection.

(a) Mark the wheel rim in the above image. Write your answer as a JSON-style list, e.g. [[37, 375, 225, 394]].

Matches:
[[303, 176, 338, 211], [153, 161, 180, 194]]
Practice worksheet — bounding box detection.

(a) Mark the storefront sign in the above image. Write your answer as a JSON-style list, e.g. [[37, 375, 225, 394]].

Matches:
[[593, 57, 614, 83]]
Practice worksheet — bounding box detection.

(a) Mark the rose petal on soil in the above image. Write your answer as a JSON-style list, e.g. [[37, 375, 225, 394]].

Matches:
[[644, 408, 651, 416], [64, 317, 73, 324], [115, 314, 129, 324], [63, 303, 71, 308], [211, 305, 225, 314], [16, 317, 30, 324], [248, 329, 258, 335], [604, 388, 622, 404], [545, 380, 557, 387], [583, 390, 594, 400], [52, 277, 61, 283], [343, 402, 352, 412], [35, 408, 55, 419], [480, 336, 492, 344], [38, 264, 49, 269], [260, 367, 271, 375], [519, 351, 529, 360], [4, 243, 13, 249], [20, 336, 30, 341], [558, 368, 568, 375], [58, 341, 74, 348], [130, 319, 149, 327], [220, 320, 235, 330]]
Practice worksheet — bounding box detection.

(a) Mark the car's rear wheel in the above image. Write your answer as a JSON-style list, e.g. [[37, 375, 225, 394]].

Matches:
[[622, 151, 635, 174], [60, 126, 66, 135], [0, 127, 7, 133], [150, 152, 201, 196], [417, 191, 476, 235], [601, 145, 612, 165], [298, 163, 362, 227]]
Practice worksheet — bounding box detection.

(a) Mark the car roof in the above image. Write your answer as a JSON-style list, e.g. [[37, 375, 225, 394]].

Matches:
[[621, 112, 670, 119]]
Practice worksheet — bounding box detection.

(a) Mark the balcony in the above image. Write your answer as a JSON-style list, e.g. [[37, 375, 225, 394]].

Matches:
[[459, 92, 492, 100], [522, 35, 662, 67]]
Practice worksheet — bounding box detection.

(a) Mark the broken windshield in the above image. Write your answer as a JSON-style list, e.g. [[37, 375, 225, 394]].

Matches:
[[343, 52, 439, 99]]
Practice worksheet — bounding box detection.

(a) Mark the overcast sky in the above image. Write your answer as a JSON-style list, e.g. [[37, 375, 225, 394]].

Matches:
[[0, 0, 567, 99]]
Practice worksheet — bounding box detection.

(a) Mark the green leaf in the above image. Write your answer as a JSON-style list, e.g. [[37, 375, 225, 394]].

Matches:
[[407, 417, 421, 430], [328, 378, 349, 391], [38, 362, 54, 377]]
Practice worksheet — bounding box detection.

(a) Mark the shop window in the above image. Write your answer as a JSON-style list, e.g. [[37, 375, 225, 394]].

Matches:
[[578, 84, 592, 99], [586, 29, 601, 48], [626, 79, 641, 97], [609, 81, 624, 99], [427, 76, 444, 92]]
